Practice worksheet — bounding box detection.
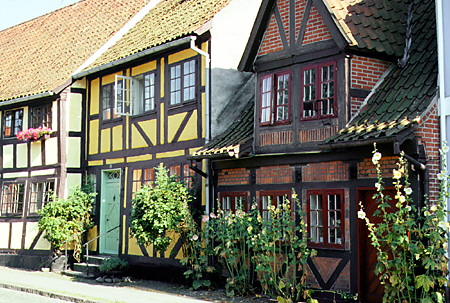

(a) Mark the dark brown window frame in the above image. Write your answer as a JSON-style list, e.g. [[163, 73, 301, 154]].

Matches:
[[0, 182, 25, 216], [28, 180, 55, 215], [306, 189, 345, 249], [259, 190, 291, 221], [101, 82, 119, 121], [3, 108, 23, 138], [300, 61, 337, 121], [218, 191, 248, 213], [30, 103, 52, 129], [259, 70, 292, 126]]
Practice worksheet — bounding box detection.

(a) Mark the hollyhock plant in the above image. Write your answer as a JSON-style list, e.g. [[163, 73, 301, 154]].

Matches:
[[16, 127, 54, 141]]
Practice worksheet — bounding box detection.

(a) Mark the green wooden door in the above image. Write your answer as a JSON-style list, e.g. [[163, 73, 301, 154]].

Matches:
[[100, 170, 121, 255]]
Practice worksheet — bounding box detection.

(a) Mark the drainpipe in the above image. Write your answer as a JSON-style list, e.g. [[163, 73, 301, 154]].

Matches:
[[190, 36, 212, 215]]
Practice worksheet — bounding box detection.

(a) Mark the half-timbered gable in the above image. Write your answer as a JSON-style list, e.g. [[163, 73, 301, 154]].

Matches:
[[72, 0, 262, 277], [0, 0, 149, 268], [195, 0, 438, 301]]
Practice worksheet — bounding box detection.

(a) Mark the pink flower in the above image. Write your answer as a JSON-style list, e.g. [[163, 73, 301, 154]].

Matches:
[[202, 215, 209, 222], [16, 126, 54, 142], [209, 213, 217, 219]]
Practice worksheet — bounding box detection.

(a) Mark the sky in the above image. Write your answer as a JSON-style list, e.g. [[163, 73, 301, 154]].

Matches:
[[1, 0, 79, 31]]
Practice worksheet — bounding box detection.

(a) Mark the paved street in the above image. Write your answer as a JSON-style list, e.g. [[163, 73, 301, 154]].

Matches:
[[0, 288, 68, 303], [0, 266, 211, 303]]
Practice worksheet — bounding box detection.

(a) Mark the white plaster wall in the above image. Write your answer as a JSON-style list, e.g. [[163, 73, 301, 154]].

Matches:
[[0, 223, 9, 248], [45, 137, 58, 165], [16, 143, 28, 168], [67, 137, 81, 168], [10, 222, 23, 249], [3, 144, 13, 168], [24, 222, 50, 250], [67, 92, 82, 132]]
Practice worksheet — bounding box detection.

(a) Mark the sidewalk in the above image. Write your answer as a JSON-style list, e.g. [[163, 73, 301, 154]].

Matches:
[[0, 266, 215, 303]]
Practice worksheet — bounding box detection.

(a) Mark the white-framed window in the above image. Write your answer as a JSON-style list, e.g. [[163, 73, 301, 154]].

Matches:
[[170, 59, 196, 105], [113, 72, 156, 117]]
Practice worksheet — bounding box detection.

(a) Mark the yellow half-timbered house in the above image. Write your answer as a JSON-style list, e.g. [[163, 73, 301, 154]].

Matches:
[[72, 0, 261, 275], [0, 0, 151, 268]]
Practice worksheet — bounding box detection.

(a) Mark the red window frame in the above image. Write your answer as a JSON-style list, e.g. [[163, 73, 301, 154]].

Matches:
[[306, 189, 344, 249], [259, 71, 291, 125], [259, 190, 291, 221], [300, 61, 337, 121], [218, 192, 248, 214]]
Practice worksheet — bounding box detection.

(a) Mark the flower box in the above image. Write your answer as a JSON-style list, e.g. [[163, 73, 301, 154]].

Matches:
[[16, 127, 54, 142]]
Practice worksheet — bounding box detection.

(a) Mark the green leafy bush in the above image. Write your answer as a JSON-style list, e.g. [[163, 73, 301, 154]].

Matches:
[[131, 164, 192, 252], [38, 186, 95, 261], [99, 257, 128, 273], [359, 145, 449, 303]]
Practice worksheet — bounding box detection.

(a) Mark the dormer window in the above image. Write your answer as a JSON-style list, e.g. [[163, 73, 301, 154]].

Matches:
[[3, 109, 23, 138], [170, 59, 196, 105], [301, 62, 337, 120], [260, 71, 291, 125]]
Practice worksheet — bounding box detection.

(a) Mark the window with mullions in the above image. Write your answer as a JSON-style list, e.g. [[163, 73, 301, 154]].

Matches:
[[307, 189, 344, 248], [101, 83, 116, 120], [29, 181, 55, 214], [30, 104, 52, 128], [3, 109, 23, 138], [219, 192, 247, 215], [170, 59, 196, 105], [260, 191, 291, 221], [114, 72, 156, 116], [301, 62, 337, 120], [0, 183, 25, 216], [260, 71, 291, 125]]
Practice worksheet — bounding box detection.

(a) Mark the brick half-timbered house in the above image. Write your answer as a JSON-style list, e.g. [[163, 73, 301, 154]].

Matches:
[[193, 0, 438, 301]]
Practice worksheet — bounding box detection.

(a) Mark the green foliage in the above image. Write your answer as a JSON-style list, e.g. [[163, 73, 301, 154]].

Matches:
[[99, 257, 128, 273], [359, 144, 449, 302], [38, 186, 95, 261], [252, 193, 315, 302], [130, 164, 192, 252]]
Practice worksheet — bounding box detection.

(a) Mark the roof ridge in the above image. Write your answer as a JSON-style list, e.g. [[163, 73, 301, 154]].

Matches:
[[73, 0, 162, 75]]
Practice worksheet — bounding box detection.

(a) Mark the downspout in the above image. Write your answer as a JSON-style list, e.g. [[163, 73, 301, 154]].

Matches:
[[190, 36, 212, 215]]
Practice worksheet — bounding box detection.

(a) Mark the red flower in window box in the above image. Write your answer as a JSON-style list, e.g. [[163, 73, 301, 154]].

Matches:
[[16, 127, 54, 142]]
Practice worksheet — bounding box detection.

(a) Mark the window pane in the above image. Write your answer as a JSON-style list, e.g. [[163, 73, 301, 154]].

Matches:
[[4, 111, 12, 137], [170, 65, 182, 105], [143, 73, 155, 111], [261, 76, 272, 123], [182, 60, 196, 102], [1, 183, 25, 215]]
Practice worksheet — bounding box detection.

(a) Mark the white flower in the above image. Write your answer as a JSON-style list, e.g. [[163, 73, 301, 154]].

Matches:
[[357, 210, 366, 219], [375, 182, 382, 191], [393, 169, 402, 179], [372, 152, 382, 165], [192, 234, 199, 241], [405, 205, 412, 212], [404, 187, 412, 195], [430, 205, 438, 212], [438, 221, 447, 230], [438, 171, 446, 180], [247, 226, 253, 233], [398, 195, 406, 203], [443, 145, 449, 153]]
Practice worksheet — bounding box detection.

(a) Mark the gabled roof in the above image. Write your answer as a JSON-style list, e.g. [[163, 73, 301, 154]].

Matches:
[[324, 0, 406, 56], [82, 0, 233, 72], [0, 0, 148, 102], [192, 94, 254, 160], [324, 0, 437, 147], [239, 0, 407, 71]]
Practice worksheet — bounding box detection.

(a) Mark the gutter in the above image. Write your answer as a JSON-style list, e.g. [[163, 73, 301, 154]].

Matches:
[[72, 36, 194, 79], [0, 92, 54, 108]]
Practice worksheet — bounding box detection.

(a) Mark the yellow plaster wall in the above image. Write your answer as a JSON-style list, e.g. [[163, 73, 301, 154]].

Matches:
[[139, 119, 157, 146], [106, 158, 124, 164], [10, 222, 23, 249], [30, 141, 42, 167], [88, 160, 103, 166], [89, 119, 99, 155], [160, 103, 164, 144], [168, 49, 197, 64], [112, 125, 123, 151], [87, 226, 98, 251], [168, 112, 186, 142], [22, 107, 29, 130], [156, 150, 184, 159], [127, 154, 152, 163], [100, 128, 111, 153], [201, 42, 208, 86], [3, 145, 13, 168], [131, 61, 157, 76], [202, 93, 206, 138], [68, 93, 82, 132], [45, 137, 59, 165], [71, 79, 86, 89], [131, 125, 147, 149], [160, 58, 165, 98], [66, 137, 81, 167], [16, 144, 27, 168], [25, 222, 50, 250], [66, 173, 82, 194], [102, 72, 123, 85], [128, 237, 145, 256], [90, 78, 100, 115], [0, 223, 9, 247], [178, 110, 198, 142]]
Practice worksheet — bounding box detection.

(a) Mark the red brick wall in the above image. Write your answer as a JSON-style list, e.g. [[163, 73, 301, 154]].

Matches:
[[298, 126, 338, 143], [256, 165, 294, 184], [217, 168, 250, 186], [302, 3, 332, 45], [358, 156, 398, 179], [259, 12, 284, 56], [278, 0, 290, 44], [295, 0, 308, 41], [351, 96, 365, 117], [259, 130, 293, 146], [302, 161, 349, 182], [351, 56, 390, 91], [415, 103, 441, 201]]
